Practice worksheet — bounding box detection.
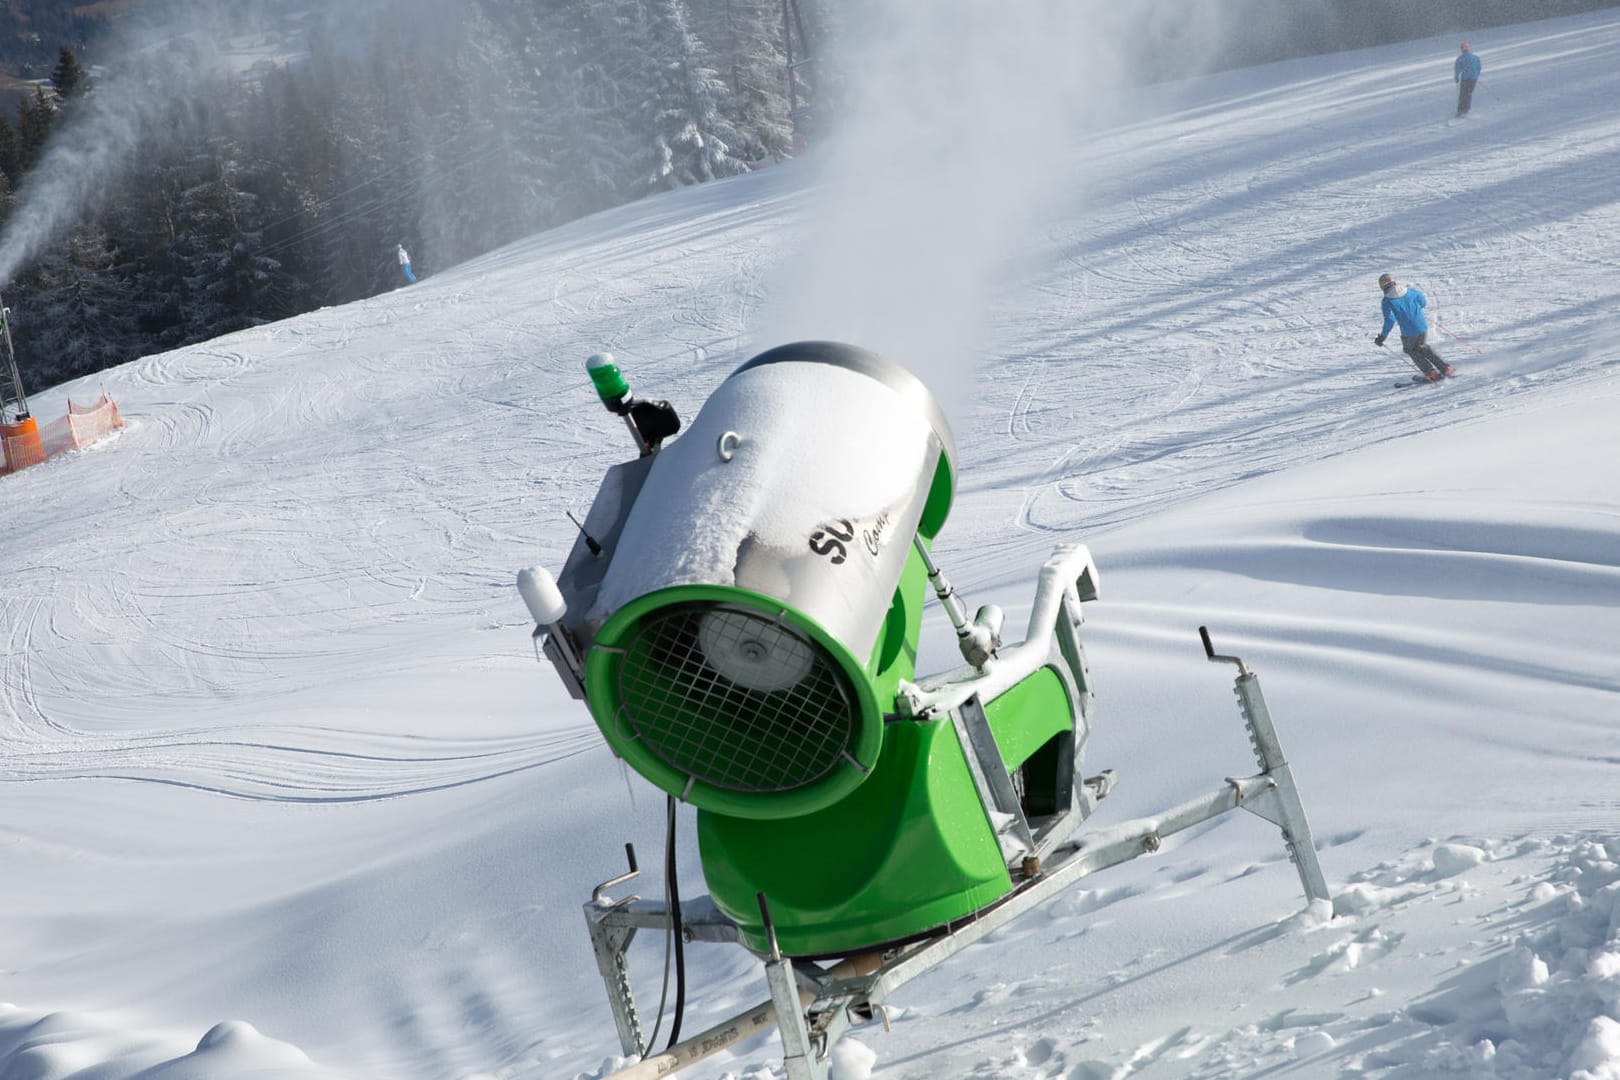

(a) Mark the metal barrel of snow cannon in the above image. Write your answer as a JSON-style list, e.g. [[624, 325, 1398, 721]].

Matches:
[[580, 341, 956, 820]]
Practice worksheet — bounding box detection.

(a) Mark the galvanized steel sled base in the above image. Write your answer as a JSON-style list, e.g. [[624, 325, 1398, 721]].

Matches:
[[583, 625, 1331, 1080]]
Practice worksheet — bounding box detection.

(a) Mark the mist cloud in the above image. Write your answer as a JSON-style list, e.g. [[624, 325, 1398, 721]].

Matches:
[[753, 2, 1133, 422], [0, 10, 237, 289], [750, 0, 1284, 424]]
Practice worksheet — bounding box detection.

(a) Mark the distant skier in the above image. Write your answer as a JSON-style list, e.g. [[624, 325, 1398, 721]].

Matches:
[[1454, 43, 1482, 117], [1374, 272, 1452, 381], [397, 243, 417, 284]]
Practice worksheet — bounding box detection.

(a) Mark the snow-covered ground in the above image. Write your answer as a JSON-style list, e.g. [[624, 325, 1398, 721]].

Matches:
[[5, 9, 1620, 1079]]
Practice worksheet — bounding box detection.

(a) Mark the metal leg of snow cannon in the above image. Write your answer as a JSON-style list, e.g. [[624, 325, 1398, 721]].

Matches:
[[595, 941, 880, 1080], [588, 614, 1332, 1078], [1200, 626, 1332, 905], [593, 738, 1327, 1078], [759, 894, 828, 1080], [583, 844, 649, 1057], [636, 768, 1329, 1077], [585, 850, 748, 1074]]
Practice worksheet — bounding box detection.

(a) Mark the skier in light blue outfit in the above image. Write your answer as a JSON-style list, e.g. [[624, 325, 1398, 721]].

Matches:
[[397, 243, 417, 284], [1374, 272, 1452, 381], [1454, 43, 1482, 117]]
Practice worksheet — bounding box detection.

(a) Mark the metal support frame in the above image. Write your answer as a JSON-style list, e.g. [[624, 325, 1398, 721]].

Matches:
[[949, 693, 1035, 864], [759, 895, 823, 1080], [585, 624, 1331, 1079], [583, 844, 650, 1057], [1, 299, 28, 422], [1200, 626, 1332, 903], [911, 544, 1102, 869]]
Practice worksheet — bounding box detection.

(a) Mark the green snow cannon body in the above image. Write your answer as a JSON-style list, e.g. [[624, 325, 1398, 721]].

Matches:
[[524, 342, 1101, 957]]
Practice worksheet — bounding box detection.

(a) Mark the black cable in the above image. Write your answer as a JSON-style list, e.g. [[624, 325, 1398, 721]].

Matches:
[[641, 797, 676, 1053], [664, 793, 687, 1050], [642, 904, 673, 1053]]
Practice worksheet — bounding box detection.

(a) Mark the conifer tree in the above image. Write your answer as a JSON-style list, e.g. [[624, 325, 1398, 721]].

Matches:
[[12, 227, 142, 381], [302, 22, 394, 301], [0, 115, 21, 188], [242, 69, 326, 305], [16, 87, 56, 173], [439, 4, 551, 252], [50, 47, 88, 101], [686, 0, 794, 162], [173, 150, 303, 339], [528, 0, 637, 221], [600, 0, 750, 193], [2, 0, 808, 394]]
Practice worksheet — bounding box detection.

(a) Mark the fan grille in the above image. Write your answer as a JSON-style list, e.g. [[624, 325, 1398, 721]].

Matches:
[[614, 604, 859, 793]]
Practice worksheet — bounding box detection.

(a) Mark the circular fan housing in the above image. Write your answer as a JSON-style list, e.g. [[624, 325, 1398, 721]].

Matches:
[[587, 588, 882, 819]]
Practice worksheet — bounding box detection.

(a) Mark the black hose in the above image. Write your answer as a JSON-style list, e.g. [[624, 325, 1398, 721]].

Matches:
[[642, 903, 672, 1053], [664, 794, 687, 1049]]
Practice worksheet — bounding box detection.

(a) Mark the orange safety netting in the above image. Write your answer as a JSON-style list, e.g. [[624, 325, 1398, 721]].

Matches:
[[2, 394, 124, 476]]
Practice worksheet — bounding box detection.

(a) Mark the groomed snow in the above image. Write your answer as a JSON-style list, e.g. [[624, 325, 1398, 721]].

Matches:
[[3, 9, 1620, 1080]]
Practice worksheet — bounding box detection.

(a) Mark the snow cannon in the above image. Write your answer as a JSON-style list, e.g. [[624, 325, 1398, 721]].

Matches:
[[521, 344, 1333, 1076], [0, 297, 44, 476], [521, 341, 1104, 956]]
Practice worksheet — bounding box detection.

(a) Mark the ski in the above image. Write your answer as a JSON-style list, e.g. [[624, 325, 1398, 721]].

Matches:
[[1394, 366, 1458, 389]]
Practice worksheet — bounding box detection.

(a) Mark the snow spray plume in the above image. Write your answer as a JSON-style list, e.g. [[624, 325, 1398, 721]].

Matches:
[[753, 0, 1286, 423], [753, 1, 1124, 420], [0, 9, 240, 290]]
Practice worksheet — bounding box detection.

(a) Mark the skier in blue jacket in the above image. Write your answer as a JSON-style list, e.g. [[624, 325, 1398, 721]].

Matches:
[[1374, 272, 1452, 381], [1454, 43, 1482, 117]]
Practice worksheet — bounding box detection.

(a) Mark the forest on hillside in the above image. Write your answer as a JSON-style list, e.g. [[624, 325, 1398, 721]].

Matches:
[[1, 0, 1618, 401], [0, 1, 102, 78], [1, 0, 818, 397]]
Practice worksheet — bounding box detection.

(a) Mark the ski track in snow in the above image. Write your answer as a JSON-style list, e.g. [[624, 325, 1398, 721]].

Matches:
[[4, 11, 1620, 1080], [12, 24, 1616, 794], [956, 37, 1620, 589]]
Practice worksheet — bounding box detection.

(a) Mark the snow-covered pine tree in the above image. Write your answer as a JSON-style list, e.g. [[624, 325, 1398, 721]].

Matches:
[[522, 0, 638, 222], [0, 115, 21, 188], [620, 0, 751, 191], [422, 4, 546, 262], [685, 0, 794, 163], [301, 20, 406, 302], [50, 47, 88, 103], [253, 64, 337, 305], [10, 227, 143, 383], [16, 86, 57, 174], [173, 147, 306, 341]]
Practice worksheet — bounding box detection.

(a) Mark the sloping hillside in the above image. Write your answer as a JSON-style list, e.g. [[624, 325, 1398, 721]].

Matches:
[[2, 8, 1619, 1080]]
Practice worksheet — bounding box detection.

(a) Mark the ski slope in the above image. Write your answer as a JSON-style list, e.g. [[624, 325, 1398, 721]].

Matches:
[[3, 9, 1620, 1079]]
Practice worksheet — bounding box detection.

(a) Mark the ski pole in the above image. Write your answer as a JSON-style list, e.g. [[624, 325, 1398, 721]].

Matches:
[[1376, 338, 1423, 376], [1429, 315, 1484, 356], [1411, 281, 1482, 358]]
